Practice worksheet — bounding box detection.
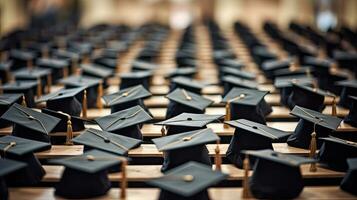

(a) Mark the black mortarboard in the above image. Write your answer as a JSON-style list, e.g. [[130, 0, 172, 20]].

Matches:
[[131, 60, 156, 71], [225, 119, 290, 168], [244, 149, 316, 199], [344, 96, 357, 127], [37, 58, 69, 84], [1, 103, 61, 143], [120, 71, 153, 90], [13, 67, 51, 94], [80, 63, 112, 86], [73, 128, 141, 155], [274, 75, 315, 106], [222, 87, 269, 124], [169, 76, 206, 94], [336, 80, 357, 108], [340, 158, 357, 195], [0, 93, 23, 128], [287, 106, 342, 149], [148, 161, 227, 200], [166, 67, 196, 79], [41, 108, 86, 132], [1, 81, 37, 107], [212, 49, 236, 60], [318, 136, 357, 172], [333, 50, 357, 71], [50, 149, 123, 199], [0, 158, 26, 200], [251, 46, 277, 65], [95, 105, 152, 141], [220, 67, 255, 80], [215, 58, 244, 69], [102, 85, 151, 114], [0, 61, 13, 83], [93, 56, 117, 70], [52, 49, 81, 73], [156, 113, 223, 135], [272, 66, 312, 78], [60, 75, 103, 108], [165, 88, 213, 119], [287, 83, 330, 112], [221, 75, 258, 96], [261, 59, 291, 79], [9, 49, 35, 70], [153, 128, 219, 172], [0, 135, 50, 186], [36, 87, 85, 116]]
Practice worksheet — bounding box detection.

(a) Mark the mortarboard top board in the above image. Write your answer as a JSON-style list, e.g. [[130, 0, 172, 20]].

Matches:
[[344, 95, 357, 127], [120, 70, 153, 79], [166, 88, 214, 111], [340, 158, 357, 195], [102, 85, 151, 107], [222, 87, 268, 106], [290, 106, 342, 130], [1, 81, 37, 107], [0, 135, 51, 156], [336, 79, 357, 108], [222, 75, 258, 92], [9, 49, 35, 61], [37, 58, 68, 69], [243, 149, 316, 199], [261, 58, 291, 72], [274, 75, 314, 89], [148, 161, 227, 198], [0, 158, 26, 177], [41, 108, 87, 132], [93, 56, 117, 69], [13, 67, 51, 79], [176, 57, 197, 67], [318, 136, 357, 172], [336, 79, 357, 88], [213, 49, 235, 60], [60, 75, 101, 88], [50, 149, 123, 174], [272, 66, 313, 78], [36, 86, 85, 104], [303, 56, 332, 72], [220, 67, 256, 80], [52, 49, 80, 61], [73, 128, 141, 155], [153, 128, 219, 151], [170, 76, 206, 94], [216, 58, 245, 69], [80, 63, 113, 79], [50, 149, 126, 198], [95, 105, 153, 132], [0, 93, 23, 106], [252, 46, 277, 60], [166, 67, 196, 78], [131, 60, 157, 71], [156, 113, 223, 128]]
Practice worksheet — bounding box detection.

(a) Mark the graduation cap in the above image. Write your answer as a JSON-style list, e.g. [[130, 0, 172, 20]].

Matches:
[[251, 46, 277, 65], [340, 158, 357, 195], [73, 128, 141, 156], [287, 106, 342, 149], [274, 75, 315, 106], [102, 84, 151, 114], [50, 149, 126, 199], [317, 136, 357, 172], [220, 67, 256, 80], [272, 66, 313, 79], [1, 81, 37, 107], [344, 96, 357, 127], [153, 128, 219, 172], [0, 61, 12, 83], [287, 83, 333, 112], [0, 159, 26, 200], [148, 161, 227, 200], [93, 56, 117, 70], [169, 76, 206, 94], [120, 71, 152, 90], [221, 75, 258, 96], [225, 119, 290, 168], [13, 67, 52, 95], [165, 88, 214, 119], [9, 49, 35, 70], [166, 67, 196, 79], [36, 87, 85, 116], [52, 49, 81, 74], [80, 63, 113, 88], [131, 60, 156, 71], [215, 58, 245, 70], [0, 135, 50, 186], [243, 149, 316, 199], [261, 59, 291, 79], [37, 58, 69, 84], [156, 113, 223, 136], [95, 105, 152, 141], [222, 87, 269, 124], [212, 49, 236, 60], [60, 75, 103, 108], [0, 93, 23, 128], [336, 79, 357, 108], [1, 103, 61, 143]]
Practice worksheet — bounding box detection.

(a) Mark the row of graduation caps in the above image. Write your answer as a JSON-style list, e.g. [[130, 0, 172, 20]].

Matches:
[[0, 21, 354, 198]]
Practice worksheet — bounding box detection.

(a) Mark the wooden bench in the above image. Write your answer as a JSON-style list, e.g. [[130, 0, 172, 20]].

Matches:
[[8, 187, 356, 200]]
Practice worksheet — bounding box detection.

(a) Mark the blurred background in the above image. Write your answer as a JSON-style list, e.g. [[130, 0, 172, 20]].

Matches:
[[0, 0, 356, 36]]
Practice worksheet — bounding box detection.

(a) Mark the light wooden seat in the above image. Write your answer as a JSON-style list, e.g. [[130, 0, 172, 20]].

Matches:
[[9, 187, 356, 200]]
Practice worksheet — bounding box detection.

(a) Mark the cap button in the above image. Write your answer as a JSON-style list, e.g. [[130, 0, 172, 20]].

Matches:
[[186, 118, 192, 121], [252, 126, 258, 129], [104, 138, 111, 143], [183, 175, 194, 182]]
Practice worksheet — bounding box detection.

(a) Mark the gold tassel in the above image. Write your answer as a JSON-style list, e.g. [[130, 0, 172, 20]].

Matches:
[[82, 90, 88, 118], [242, 154, 252, 198], [96, 81, 103, 109], [309, 130, 317, 172], [289, 62, 297, 71], [224, 102, 231, 129], [36, 78, 42, 97], [120, 159, 128, 199], [65, 116, 74, 145], [21, 96, 27, 107], [47, 74, 52, 94], [161, 126, 166, 136], [332, 96, 337, 116], [215, 140, 222, 171]]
